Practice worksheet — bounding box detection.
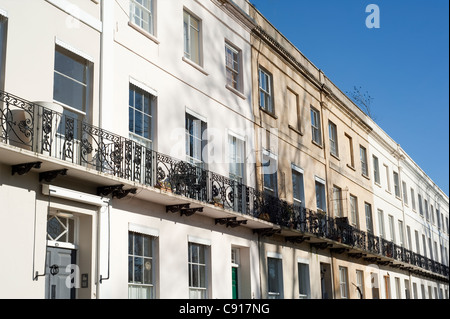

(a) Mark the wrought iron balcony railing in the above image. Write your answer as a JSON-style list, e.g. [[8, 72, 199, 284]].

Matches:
[[0, 90, 448, 279]]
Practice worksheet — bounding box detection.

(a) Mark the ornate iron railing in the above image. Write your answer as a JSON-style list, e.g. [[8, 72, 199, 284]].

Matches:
[[0, 90, 448, 279]]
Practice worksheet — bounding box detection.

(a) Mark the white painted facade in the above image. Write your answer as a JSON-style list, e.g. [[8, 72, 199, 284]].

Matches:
[[0, 0, 447, 300]]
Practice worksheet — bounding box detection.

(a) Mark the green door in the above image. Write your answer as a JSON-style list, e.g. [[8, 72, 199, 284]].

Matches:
[[232, 267, 238, 299]]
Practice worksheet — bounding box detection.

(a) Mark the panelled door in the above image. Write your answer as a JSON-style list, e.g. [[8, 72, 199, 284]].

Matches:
[[45, 247, 76, 299]]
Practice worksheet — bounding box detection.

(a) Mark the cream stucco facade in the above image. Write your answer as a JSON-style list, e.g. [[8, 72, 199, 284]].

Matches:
[[0, 0, 448, 300]]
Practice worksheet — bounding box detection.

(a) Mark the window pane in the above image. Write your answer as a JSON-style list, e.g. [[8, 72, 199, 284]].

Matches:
[[128, 256, 133, 282], [55, 49, 86, 83], [144, 258, 152, 284], [134, 233, 143, 256], [54, 72, 86, 111], [134, 257, 143, 283]]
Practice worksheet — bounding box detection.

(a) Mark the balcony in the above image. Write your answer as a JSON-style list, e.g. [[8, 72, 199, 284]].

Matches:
[[0, 90, 448, 281]]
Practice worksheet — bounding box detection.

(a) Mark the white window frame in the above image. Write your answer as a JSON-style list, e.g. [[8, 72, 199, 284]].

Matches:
[[292, 164, 305, 207], [225, 41, 242, 93], [402, 181, 408, 205], [183, 9, 202, 66], [328, 121, 338, 157], [339, 266, 349, 299], [188, 242, 209, 299], [373, 155, 380, 184], [128, 230, 156, 299], [262, 149, 278, 197], [332, 185, 343, 217], [377, 209, 385, 239], [393, 171, 400, 198], [258, 67, 273, 114], [350, 194, 359, 228], [297, 258, 311, 299], [130, 0, 155, 36], [310, 107, 322, 145], [360, 145, 368, 177], [267, 253, 283, 299], [129, 82, 155, 149], [315, 176, 326, 213]]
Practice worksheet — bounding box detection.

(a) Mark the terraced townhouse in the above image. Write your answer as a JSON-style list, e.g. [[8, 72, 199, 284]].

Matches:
[[0, 0, 447, 299]]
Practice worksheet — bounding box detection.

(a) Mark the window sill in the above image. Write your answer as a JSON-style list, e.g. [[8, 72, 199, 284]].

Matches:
[[128, 22, 160, 45], [182, 57, 209, 76], [362, 174, 370, 181], [346, 164, 356, 171], [288, 125, 304, 136], [260, 107, 278, 119], [330, 153, 340, 161], [225, 84, 246, 100], [311, 140, 323, 149], [374, 182, 382, 188]]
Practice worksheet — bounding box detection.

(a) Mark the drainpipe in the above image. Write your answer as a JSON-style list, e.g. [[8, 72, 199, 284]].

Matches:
[[319, 70, 336, 299], [396, 145, 414, 298]]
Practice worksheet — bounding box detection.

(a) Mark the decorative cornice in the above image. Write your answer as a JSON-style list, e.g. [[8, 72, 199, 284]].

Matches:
[[214, 0, 257, 31]]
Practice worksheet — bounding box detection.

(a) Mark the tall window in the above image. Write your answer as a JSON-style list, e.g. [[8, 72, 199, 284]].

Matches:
[[339, 266, 349, 299], [418, 194, 423, 216], [328, 121, 338, 157], [53, 45, 92, 121], [388, 215, 395, 243], [360, 146, 368, 176], [0, 15, 7, 90], [356, 270, 364, 299], [225, 42, 242, 92], [384, 164, 391, 192], [258, 67, 273, 114], [395, 277, 401, 299], [229, 135, 244, 183], [415, 230, 420, 254], [129, 84, 155, 148], [130, 0, 155, 35], [404, 279, 411, 299], [365, 202, 373, 233], [186, 113, 206, 167], [292, 167, 305, 207], [350, 195, 359, 227], [298, 262, 310, 299], [188, 243, 208, 299], [310, 107, 322, 145], [377, 209, 385, 239], [373, 155, 380, 184], [424, 199, 429, 221], [315, 179, 326, 213], [332, 185, 343, 217], [393, 171, 400, 197], [398, 220, 404, 247], [345, 134, 354, 168], [267, 257, 283, 299], [128, 231, 155, 299], [287, 89, 300, 131], [410, 188, 416, 211], [263, 151, 277, 197], [422, 234, 427, 257], [402, 182, 408, 205], [183, 10, 201, 65]]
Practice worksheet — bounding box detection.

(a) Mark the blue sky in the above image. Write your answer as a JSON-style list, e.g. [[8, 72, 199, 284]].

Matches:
[[250, 0, 449, 196]]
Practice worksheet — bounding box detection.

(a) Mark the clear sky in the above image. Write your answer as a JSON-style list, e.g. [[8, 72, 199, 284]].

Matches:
[[249, 0, 449, 196]]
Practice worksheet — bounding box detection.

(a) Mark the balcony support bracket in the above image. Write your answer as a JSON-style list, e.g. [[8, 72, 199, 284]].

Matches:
[[215, 217, 247, 228], [12, 161, 42, 176], [39, 169, 68, 183]]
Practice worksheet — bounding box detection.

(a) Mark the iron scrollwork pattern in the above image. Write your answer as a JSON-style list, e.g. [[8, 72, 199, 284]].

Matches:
[[0, 90, 448, 279]]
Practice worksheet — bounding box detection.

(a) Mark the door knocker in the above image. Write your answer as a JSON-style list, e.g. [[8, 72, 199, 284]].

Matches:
[[50, 264, 59, 276]]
